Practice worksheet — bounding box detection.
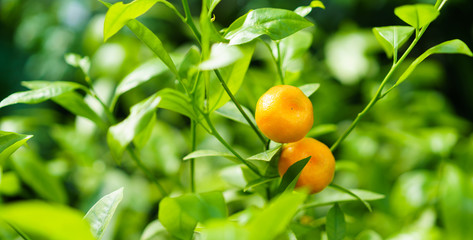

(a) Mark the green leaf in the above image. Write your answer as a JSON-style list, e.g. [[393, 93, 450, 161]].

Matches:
[[65, 53, 90, 76], [225, 8, 314, 45], [115, 58, 168, 98], [326, 203, 346, 240], [199, 43, 243, 70], [103, 0, 159, 41], [202, 220, 249, 240], [330, 184, 372, 212], [307, 124, 337, 138], [373, 26, 414, 58], [0, 201, 95, 240], [355, 230, 383, 240], [159, 192, 227, 240], [244, 177, 279, 192], [108, 88, 195, 160], [0, 131, 33, 165], [209, 43, 255, 112], [126, 19, 179, 76], [178, 46, 201, 90], [394, 4, 439, 29], [276, 156, 311, 195], [140, 220, 171, 240], [298, 83, 320, 97], [246, 191, 307, 240], [84, 188, 124, 240], [11, 149, 67, 204], [183, 149, 238, 162], [294, 0, 325, 17], [247, 145, 282, 162], [303, 188, 384, 209], [396, 39, 473, 86], [0, 81, 86, 108], [214, 102, 256, 126], [207, 0, 222, 16], [22, 82, 103, 126]]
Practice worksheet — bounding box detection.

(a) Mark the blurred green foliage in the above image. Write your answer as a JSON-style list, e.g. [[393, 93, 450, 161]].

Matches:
[[0, 0, 472, 239]]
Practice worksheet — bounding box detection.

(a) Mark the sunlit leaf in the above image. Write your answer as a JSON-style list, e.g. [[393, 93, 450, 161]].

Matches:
[[396, 39, 473, 85], [214, 102, 255, 126], [0, 81, 86, 108], [225, 8, 313, 45], [183, 149, 238, 162], [140, 220, 170, 240], [84, 188, 124, 240], [394, 4, 439, 29], [202, 220, 249, 240], [108, 89, 195, 160], [0, 201, 94, 240], [298, 83, 320, 97], [373, 26, 414, 58], [11, 149, 67, 204], [303, 188, 384, 209], [276, 156, 311, 195], [199, 43, 243, 70], [294, 0, 325, 17], [326, 203, 346, 240], [159, 192, 227, 240], [330, 184, 372, 212], [247, 145, 282, 162], [246, 191, 307, 240], [65, 53, 90, 76], [0, 131, 33, 165]]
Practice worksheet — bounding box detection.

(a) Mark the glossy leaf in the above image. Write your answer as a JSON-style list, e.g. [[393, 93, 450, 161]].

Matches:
[[11, 150, 67, 204], [326, 203, 346, 240], [246, 191, 307, 240], [396, 39, 473, 85], [247, 145, 282, 162], [394, 4, 439, 29], [183, 149, 237, 162], [0, 131, 33, 165], [209, 43, 255, 112], [304, 188, 384, 209], [199, 43, 243, 70], [0, 201, 94, 240], [215, 102, 256, 126], [108, 89, 195, 160], [294, 1, 325, 17], [276, 156, 311, 195], [104, 0, 158, 41], [373, 26, 415, 58], [225, 8, 313, 45], [0, 81, 86, 108], [299, 83, 320, 97], [159, 192, 227, 240], [84, 188, 124, 240]]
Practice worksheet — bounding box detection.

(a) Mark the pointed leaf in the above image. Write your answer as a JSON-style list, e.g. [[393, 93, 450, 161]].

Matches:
[[295, 1, 325, 17], [373, 26, 414, 58], [394, 4, 439, 29], [276, 156, 311, 195], [84, 188, 124, 240], [0, 81, 86, 108], [214, 102, 256, 126], [247, 145, 282, 162], [298, 83, 320, 97], [244, 177, 278, 192], [396, 39, 473, 85], [326, 203, 346, 240], [199, 43, 243, 70], [225, 8, 314, 45], [183, 149, 238, 162], [0, 131, 33, 165], [0, 201, 94, 240]]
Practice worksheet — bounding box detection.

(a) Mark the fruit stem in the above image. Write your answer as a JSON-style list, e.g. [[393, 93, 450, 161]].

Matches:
[[330, 25, 429, 152], [214, 70, 267, 145]]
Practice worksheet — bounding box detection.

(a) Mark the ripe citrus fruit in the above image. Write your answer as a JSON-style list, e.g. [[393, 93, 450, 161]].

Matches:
[[278, 137, 335, 194], [255, 85, 313, 143]]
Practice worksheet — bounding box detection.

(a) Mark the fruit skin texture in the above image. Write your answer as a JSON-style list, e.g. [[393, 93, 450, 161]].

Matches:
[[255, 85, 313, 143], [278, 137, 335, 194]]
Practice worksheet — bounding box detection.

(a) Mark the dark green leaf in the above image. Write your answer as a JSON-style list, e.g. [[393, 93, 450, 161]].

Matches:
[[0, 131, 33, 165], [84, 188, 124, 240], [303, 188, 384, 209], [396, 39, 473, 86], [159, 192, 227, 240], [298, 83, 320, 97], [0, 81, 86, 108], [373, 26, 415, 58], [225, 8, 313, 45], [214, 102, 256, 126], [276, 156, 311, 195], [394, 4, 439, 29], [246, 191, 307, 240], [108, 89, 195, 160], [199, 43, 243, 70], [11, 149, 67, 204], [0, 201, 95, 240], [326, 203, 346, 240]]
